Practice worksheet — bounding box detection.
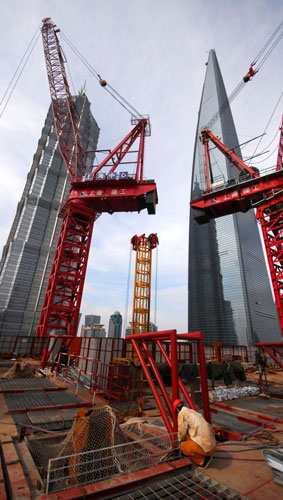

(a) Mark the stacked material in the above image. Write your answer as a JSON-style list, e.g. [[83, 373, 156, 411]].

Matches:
[[263, 448, 283, 486], [211, 385, 259, 402]]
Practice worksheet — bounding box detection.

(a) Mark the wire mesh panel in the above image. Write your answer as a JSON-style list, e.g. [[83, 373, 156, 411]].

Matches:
[[27, 406, 178, 494]]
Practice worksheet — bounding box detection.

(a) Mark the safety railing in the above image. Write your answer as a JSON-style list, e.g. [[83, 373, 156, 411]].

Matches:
[[0, 335, 47, 358], [51, 351, 138, 402], [45, 431, 179, 494]]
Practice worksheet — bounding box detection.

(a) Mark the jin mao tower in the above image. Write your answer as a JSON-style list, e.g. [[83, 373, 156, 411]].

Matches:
[[0, 92, 99, 336]]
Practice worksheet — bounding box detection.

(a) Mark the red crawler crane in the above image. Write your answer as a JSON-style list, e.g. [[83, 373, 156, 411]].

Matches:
[[36, 18, 157, 338], [190, 121, 283, 337]]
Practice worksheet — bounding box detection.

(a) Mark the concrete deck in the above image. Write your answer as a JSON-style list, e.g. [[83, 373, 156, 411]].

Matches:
[[0, 359, 282, 499]]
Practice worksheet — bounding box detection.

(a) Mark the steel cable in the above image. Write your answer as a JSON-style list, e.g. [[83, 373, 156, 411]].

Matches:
[[60, 31, 141, 116], [0, 26, 41, 118]]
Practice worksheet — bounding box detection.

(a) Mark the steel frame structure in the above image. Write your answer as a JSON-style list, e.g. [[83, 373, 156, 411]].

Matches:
[[127, 330, 211, 440], [37, 19, 157, 339], [130, 234, 158, 334], [256, 342, 283, 369], [191, 121, 283, 338]]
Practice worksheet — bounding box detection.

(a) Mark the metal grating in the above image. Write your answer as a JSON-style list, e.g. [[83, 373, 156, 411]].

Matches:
[[4, 389, 80, 409], [0, 377, 55, 390], [223, 397, 283, 417], [211, 412, 260, 434], [115, 470, 248, 499]]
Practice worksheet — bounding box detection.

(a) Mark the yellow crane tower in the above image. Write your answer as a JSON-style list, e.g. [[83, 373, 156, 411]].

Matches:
[[130, 233, 159, 334]]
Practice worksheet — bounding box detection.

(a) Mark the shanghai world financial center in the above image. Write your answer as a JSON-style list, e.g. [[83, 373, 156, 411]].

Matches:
[[188, 50, 281, 346]]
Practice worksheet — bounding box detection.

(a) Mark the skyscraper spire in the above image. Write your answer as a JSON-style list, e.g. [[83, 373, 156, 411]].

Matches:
[[188, 50, 281, 345]]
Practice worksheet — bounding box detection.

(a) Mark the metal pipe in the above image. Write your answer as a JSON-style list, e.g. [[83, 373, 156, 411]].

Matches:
[[197, 334, 211, 423], [156, 340, 197, 412], [170, 329, 179, 432], [131, 339, 174, 435], [141, 341, 172, 414]]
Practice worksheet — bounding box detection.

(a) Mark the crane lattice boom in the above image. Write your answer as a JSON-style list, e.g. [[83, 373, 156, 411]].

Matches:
[[36, 18, 157, 340], [41, 18, 86, 181]]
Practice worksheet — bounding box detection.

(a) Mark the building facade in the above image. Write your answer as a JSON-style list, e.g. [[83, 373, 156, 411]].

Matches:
[[81, 324, 106, 338], [188, 50, 281, 346], [0, 93, 99, 337], [108, 311, 122, 338], [85, 315, 101, 327]]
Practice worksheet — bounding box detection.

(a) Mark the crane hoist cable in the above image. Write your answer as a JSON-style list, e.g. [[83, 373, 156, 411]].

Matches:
[[205, 19, 283, 130], [248, 89, 283, 165], [0, 25, 41, 119], [124, 242, 133, 337], [154, 244, 158, 328], [60, 31, 141, 117]]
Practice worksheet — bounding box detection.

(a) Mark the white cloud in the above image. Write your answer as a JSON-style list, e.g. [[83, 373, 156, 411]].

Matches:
[[0, 0, 283, 336]]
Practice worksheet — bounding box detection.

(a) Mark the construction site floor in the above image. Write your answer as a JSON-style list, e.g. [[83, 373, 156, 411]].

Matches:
[[0, 359, 282, 499]]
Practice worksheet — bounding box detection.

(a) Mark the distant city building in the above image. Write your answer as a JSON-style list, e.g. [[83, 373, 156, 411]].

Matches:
[[125, 321, 157, 336], [81, 323, 106, 338], [108, 311, 122, 338], [188, 49, 281, 346], [148, 322, 158, 332], [85, 315, 101, 327], [0, 92, 99, 337]]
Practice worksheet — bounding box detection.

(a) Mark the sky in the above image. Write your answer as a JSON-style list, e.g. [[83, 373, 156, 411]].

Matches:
[[0, 0, 283, 335]]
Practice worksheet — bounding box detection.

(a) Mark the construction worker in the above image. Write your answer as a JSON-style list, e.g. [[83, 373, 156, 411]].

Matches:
[[173, 399, 216, 469]]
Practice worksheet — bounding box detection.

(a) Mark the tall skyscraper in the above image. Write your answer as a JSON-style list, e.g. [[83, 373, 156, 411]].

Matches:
[[188, 50, 281, 346], [108, 311, 122, 338], [0, 92, 99, 337]]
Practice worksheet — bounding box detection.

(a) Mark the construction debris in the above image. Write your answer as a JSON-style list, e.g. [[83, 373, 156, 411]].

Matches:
[[211, 385, 259, 402]]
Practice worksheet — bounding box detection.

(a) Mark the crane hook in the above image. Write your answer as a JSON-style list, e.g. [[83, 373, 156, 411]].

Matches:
[[243, 62, 258, 83], [98, 74, 107, 87]]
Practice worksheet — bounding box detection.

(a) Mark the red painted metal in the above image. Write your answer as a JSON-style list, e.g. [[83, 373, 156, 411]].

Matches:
[[256, 342, 283, 369], [156, 340, 197, 411], [256, 204, 283, 337], [178, 332, 211, 423], [37, 204, 97, 337], [141, 340, 173, 414], [6, 402, 92, 414], [92, 118, 148, 182], [128, 330, 211, 433], [213, 402, 283, 424], [36, 18, 157, 342], [0, 387, 66, 394], [200, 128, 259, 181], [191, 124, 283, 338], [276, 115, 283, 171], [41, 18, 85, 182], [130, 338, 174, 437]]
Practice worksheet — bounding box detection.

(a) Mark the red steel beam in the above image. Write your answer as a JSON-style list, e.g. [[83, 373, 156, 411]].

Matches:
[[255, 343, 283, 369], [141, 341, 173, 415], [130, 338, 174, 436], [156, 340, 197, 412], [191, 170, 283, 220], [0, 387, 66, 394], [178, 333, 211, 423]]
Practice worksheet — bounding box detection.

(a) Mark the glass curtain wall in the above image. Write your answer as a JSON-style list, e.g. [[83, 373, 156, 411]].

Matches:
[[0, 93, 100, 336], [188, 50, 281, 345]]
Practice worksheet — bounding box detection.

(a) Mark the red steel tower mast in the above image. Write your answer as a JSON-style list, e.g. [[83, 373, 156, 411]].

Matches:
[[36, 18, 157, 338]]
